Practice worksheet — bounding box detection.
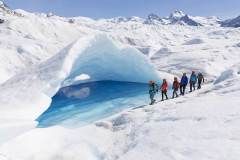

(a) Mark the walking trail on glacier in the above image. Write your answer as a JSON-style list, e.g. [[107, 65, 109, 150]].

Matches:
[[0, 83, 214, 160], [96, 81, 240, 160]]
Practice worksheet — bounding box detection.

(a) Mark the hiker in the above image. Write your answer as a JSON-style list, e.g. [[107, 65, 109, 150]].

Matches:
[[160, 79, 168, 101], [0, 19, 4, 24], [149, 80, 158, 105], [180, 73, 188, 95], [197, 72, 205, 89], [190, 71, 197, 92], [172, 77, 180, 98]]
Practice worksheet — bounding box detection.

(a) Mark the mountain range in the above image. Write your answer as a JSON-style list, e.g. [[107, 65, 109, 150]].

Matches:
[[0, 1, 239, 27]]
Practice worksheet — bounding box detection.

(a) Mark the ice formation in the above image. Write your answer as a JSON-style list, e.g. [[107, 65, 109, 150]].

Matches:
[[0, 34, 160, 122]]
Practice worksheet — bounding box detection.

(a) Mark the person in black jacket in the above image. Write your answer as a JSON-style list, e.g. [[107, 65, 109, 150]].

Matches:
[[0, 19, 4, 24], [197, 73, 205, 89]]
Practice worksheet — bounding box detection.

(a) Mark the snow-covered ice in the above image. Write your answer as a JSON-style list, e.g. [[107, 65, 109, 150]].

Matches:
[[0, 3, 240, 160]]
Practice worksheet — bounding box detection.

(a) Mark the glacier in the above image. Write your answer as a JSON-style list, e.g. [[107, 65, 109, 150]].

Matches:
[[0, 34, 160, 119], [1, 3, 240, 160], [0, 34, 160, 143]]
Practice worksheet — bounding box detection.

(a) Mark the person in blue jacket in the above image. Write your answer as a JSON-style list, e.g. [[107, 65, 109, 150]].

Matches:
[[149, 80, 158, 105], [190, 71, 197, 92], [180, 73, 188, 95]]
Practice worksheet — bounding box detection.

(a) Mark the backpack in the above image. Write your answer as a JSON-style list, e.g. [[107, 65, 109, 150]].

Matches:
[[198, 73, 204, 80], [190, 74, 197, 82], [173, 81, 180, 89], [149, 83, 158, 93]]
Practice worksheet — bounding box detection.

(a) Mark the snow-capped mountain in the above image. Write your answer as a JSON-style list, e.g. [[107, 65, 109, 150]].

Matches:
[[0, 0, 22, 17], [145, 10, 215, 26], [0, 4, 237, 84], [0, 0, 9, 14], [145, 13, 163, 24], [167, 10, 202, 26], [221, 15, 240, 27], [173, 14, 202, 26], [103, 16, 144, 23], [169, 10, 186, 19], [0, 0, 7, 7]]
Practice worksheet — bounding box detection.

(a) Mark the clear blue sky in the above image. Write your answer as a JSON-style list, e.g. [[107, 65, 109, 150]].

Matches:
[[3, 0, 240, 19]]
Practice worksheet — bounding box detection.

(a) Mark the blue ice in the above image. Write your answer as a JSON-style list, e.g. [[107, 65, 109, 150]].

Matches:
[[37, 81, 155, 128]]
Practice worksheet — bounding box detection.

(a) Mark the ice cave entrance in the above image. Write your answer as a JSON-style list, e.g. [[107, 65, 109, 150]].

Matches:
[[36, 35, 162, 127], [37, 81, 151, 128]]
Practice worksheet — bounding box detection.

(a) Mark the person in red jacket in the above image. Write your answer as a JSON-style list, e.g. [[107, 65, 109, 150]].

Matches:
[[172, 77, 180, 98], [161, 79, 168, 101]]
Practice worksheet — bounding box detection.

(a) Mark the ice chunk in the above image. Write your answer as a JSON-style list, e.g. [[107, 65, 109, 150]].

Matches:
[[183, 38, 204, 45], [0, 34, 160, 122]]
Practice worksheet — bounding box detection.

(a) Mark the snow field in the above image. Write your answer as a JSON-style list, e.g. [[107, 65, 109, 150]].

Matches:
[[0, 5, 240, 160]]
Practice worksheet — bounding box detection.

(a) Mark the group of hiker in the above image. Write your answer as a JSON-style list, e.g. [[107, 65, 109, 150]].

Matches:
[[148, 71, 205, 105]]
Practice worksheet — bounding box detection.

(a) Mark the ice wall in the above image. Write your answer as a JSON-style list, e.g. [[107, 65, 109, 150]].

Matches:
[[0, 34, 160, 143], [61, 35, 160, 86]]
